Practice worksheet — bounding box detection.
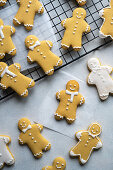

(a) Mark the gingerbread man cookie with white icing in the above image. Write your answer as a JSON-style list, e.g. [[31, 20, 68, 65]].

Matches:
[[42, 157, 66, 170], [0, 0, 7, 6], [18, 118, 51, 158], [61, 8, 90, 51], [0, 62, 35, 97], [87, 58, 113, 100], [25, 35, 63, 75], [70, 123, 103, 164], [0, 135, 15, 169], [76, 0, 86, 6], [0, 19, 16, 59], [99, 0, 113, 39], [13, 0, 44, 30], [55, 80, 85, 124]]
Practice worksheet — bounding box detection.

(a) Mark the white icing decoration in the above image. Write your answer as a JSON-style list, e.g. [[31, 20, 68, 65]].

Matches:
[[46, 41, 52, 48], [0, 66, 16, 78], [66, 90, 78, 102], [24, 24, 33, 27], [28, 80, 34, 87], [76, 131, 82, 139], [44, 143, 51, 151], [0, 0, 6, 4], [21, 89, 28, 96], [11, 26, 13, 34], [13, 18, 21, 25], [55, 113, 63, 119], [0, 83, 6, 89], [29, 41, 40, 51], [63, 19, 66, 27], [22, 125, 32, 133], [27, 56, 33, 62], [0, 26, 4, 39], [38, 6, 43, 13], [55, 59, 62, 67], [67, 118, 74, 121], [0, 136, 14, 167], [34, 152, 43, 157], [8, 48, 16, 55], [37, 124, 42, 131], [95, 141, 103, 149], [45, 69, 54, 75], [87, 58, 113, 100], [61, 44, 69, 48]]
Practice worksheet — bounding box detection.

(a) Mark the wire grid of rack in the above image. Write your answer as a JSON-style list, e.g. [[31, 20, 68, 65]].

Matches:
[[0, 0, 111, 101]]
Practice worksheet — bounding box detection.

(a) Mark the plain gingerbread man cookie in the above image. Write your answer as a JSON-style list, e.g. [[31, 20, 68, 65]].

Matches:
[[0, 135, 15, 169], [13, 0, 44, 30], [0, 19, 16, 59], [18, 118, 51, 158], [25, 35, 63, 75], [42, 157, 66, 170], [61, 8, 90, 51], [76, 0, 86, 6], [0, 0, 7, 6], [99, 0, 113, 39], [55, 80, 85, 124], [70, 123, 103, 164], [0, 62, 35, 97], [87, 58, 113, 100]]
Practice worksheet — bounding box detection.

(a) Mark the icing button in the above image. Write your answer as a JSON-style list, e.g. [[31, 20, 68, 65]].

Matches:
[[28, 5, 30, 8], [40, 52, 43, 55], [43, 56, 46, 59], [29, 1, 32, 4], [34, 140, 37, 143], [85, 144, 87, 146], [1, 43, 3, 46], [37, 49, 39, 52], [14, 80, 17, 82], [26, 9, 29, 12], [32, 137, 34, 140], [29, 133, 31, 136]]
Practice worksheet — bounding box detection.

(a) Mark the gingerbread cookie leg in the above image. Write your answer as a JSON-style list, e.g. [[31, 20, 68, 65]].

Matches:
[[65, 113, 76, 124], [61, 35, 71, 50], [0, 0, 7, 6]]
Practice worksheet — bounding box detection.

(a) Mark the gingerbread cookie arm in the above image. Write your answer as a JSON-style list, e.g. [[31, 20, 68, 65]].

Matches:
[[83, 21, 91, 33], [37, 124, 43, 132], [102, 65, 113, 74], [46, 40, 53, 49], [27, 51, 35, 63], [10, 26, 16, 35], [35, 1, 44, 14], [61, 18, 71, 28], [18, 133, 26, 145], [56, 91, 61, 100], [95, 138, 103, 149], [78, 94, 85, 105], [87, 72, 95, 85], [75, 130, 84, 139], [9, 63, 21, 72]]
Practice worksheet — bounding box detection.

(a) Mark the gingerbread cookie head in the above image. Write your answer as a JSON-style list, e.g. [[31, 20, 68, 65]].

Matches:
[[88, 123, 102, 137], [25, 35, 39, 49], [73, 8, 86, 19], [88, 58, 100, 71], [66, 80, 79, 92], [0, 62, 7, 77], [18, 118, 31, 131], [53, 157, 66, 169]]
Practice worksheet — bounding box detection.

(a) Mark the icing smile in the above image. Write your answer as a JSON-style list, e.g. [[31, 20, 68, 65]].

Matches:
[[30, 41, 34, 45], [76, 15, 81, 19], [70, 88, 75, 91]]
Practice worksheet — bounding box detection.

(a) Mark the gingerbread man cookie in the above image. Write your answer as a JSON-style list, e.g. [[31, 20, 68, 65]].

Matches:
[[87, 58, 113, 100], [76, 0, 86, 6], [70, 123, 103, 164], [0, 135, 15, 169], [18, 118, 51, 158], [61, 8, 90, 51], [55, 80, 85, 124], [13, 0, 44, 30], [25, 35, 63, 75], [0, 62, 35, 97], [0, 19, 16, 59], [0, 0, 7, 6], [42, 157, 66, 170], [99, 0, 113, 39]]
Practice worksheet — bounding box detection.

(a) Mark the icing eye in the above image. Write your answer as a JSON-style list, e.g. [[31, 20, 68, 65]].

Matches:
[[62, 164, 64, 166], [23, 121, 25, 123], [20, 124, 22, 126], [27, 41, 29, 43], [57, 162, 59, 164], [81, 13, 83, 15], [70, 84, 72, 87], [74, 85, 76, 87], [30, 38, 32, 40], [76, 12, 78, 14]]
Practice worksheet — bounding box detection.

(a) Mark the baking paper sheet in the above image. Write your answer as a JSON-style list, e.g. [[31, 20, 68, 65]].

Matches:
[[1, 44, 113, 169]]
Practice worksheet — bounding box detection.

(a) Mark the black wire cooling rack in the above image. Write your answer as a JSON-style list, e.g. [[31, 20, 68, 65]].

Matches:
[[0, 0, 111, 101]]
